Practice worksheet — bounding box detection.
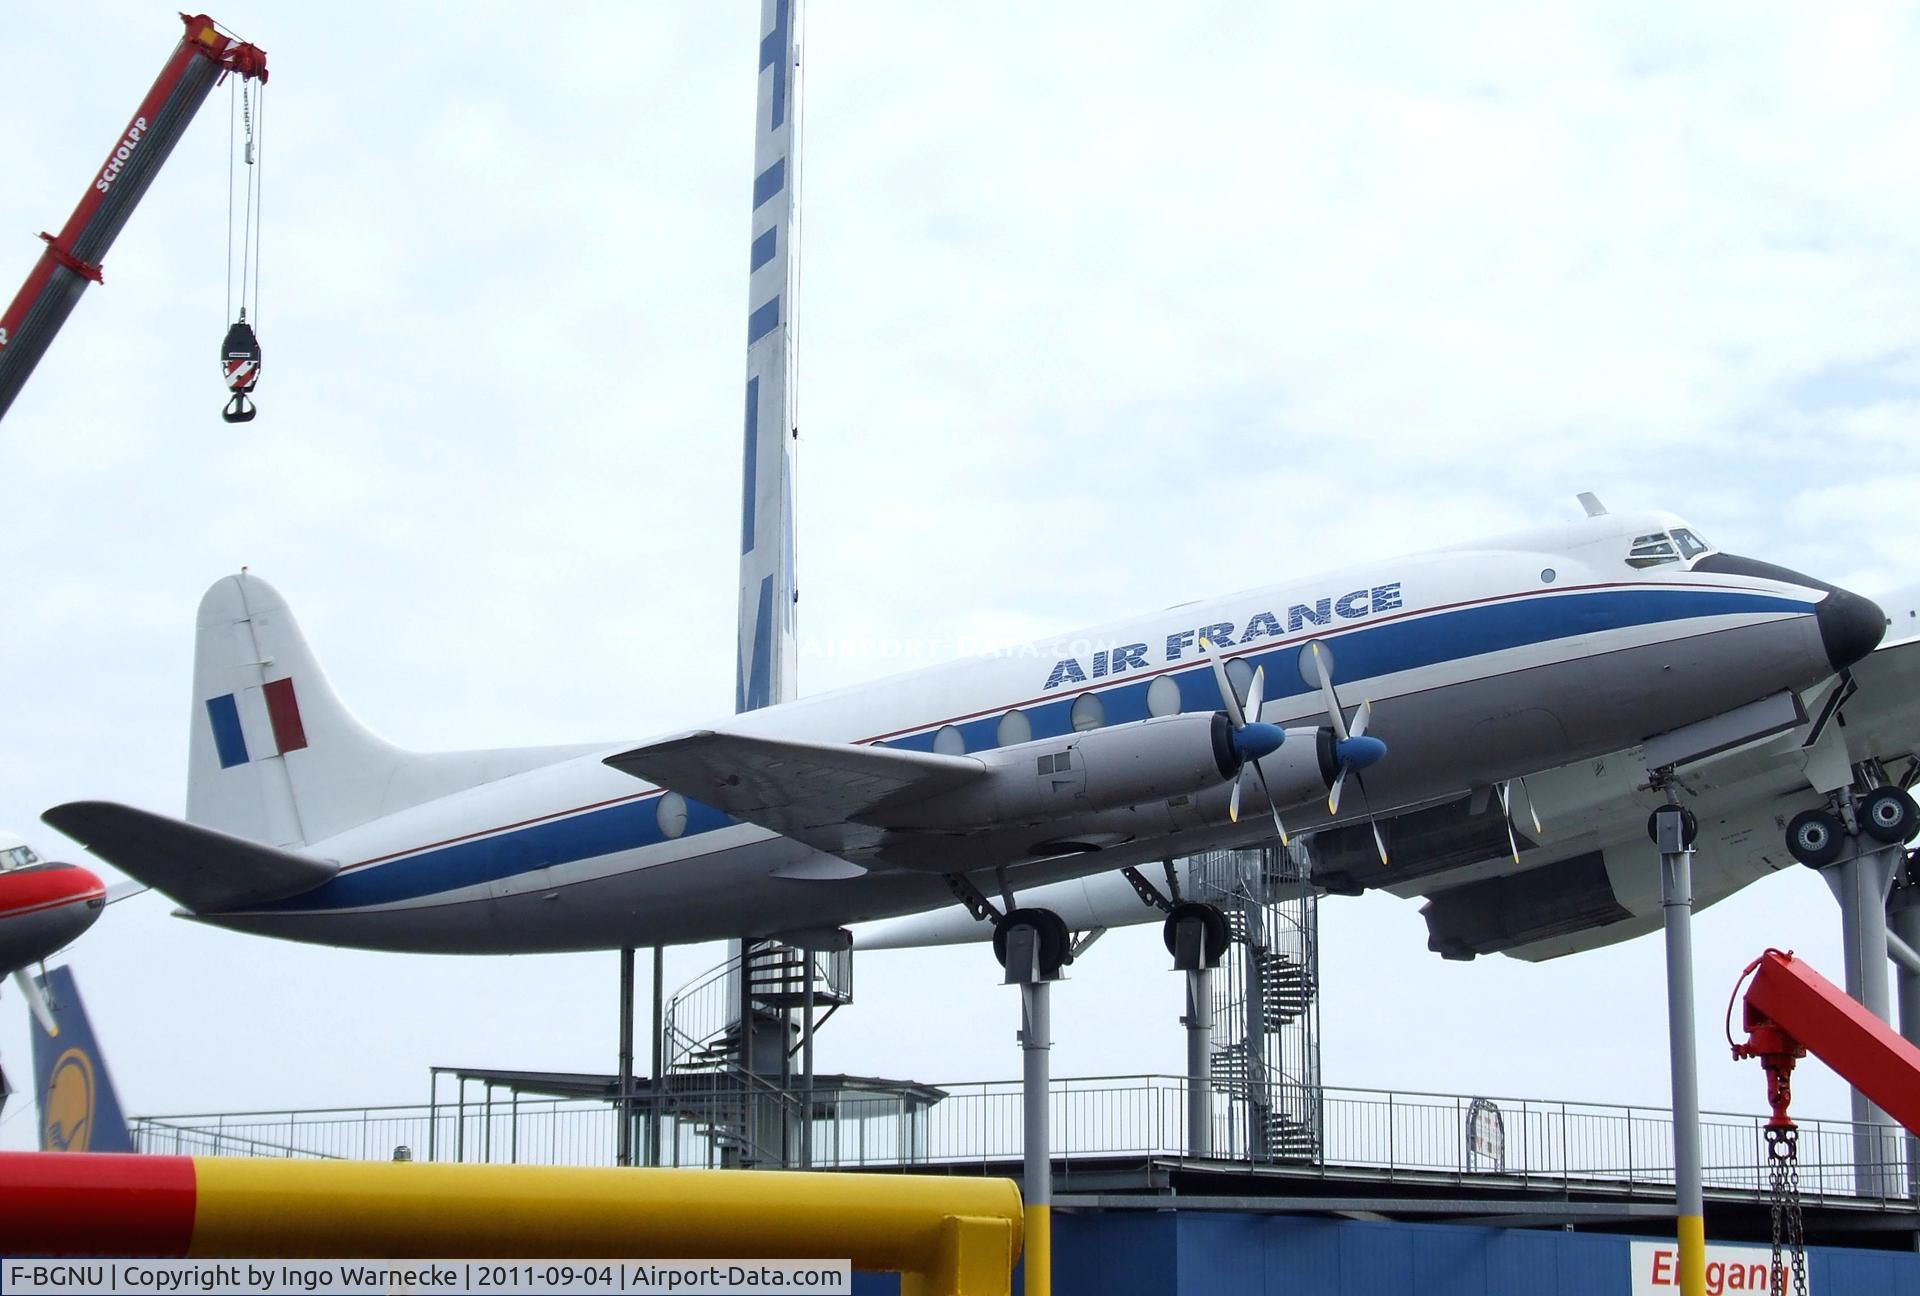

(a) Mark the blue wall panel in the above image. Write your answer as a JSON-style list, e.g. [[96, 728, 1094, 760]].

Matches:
[[1046, 1211, 1920, 1296]]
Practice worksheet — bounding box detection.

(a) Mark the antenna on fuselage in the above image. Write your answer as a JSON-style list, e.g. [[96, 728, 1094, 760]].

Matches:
[[1577, 491, 1608, 518]]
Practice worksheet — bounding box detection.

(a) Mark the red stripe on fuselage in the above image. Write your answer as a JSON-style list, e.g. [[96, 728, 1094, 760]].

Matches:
[[0, 866, 105, 917]]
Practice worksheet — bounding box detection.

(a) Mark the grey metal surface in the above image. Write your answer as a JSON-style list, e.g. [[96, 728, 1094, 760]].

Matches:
[[1660, 835, 1704, 1233], [1826, 843, 1902, 1195], [1023, 982, 1052, 1213], [1185, 966, 1211, 1157]]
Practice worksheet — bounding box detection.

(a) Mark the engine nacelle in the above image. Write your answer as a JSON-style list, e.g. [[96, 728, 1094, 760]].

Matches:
[[877, 711, 1334, 831]]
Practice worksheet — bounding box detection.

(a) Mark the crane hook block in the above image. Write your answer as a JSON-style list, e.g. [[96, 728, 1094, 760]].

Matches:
[[221, 318, 260, 424]]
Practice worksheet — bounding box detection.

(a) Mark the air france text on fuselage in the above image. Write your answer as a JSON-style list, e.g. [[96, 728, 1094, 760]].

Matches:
[[1042, 582, 1404, 690]]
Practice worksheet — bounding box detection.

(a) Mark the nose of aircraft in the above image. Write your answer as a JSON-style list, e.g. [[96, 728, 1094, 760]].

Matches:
[[1818, 585, 1887, 671]]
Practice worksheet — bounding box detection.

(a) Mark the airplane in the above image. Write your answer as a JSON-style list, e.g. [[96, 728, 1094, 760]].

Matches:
[[856, 583, 1920, 962], [40, 498, 1894, 970], [27, 964, 133, 1152], [0, 831, 107, 1035]]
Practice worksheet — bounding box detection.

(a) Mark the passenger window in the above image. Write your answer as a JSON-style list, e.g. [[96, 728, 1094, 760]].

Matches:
[[934, 725, 966, 756], [1071, 692, 1106, 732], [997, 709, 1032, 747], [1146, 675, 1182, 717]]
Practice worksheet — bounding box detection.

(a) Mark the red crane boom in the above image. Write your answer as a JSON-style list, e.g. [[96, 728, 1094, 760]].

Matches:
[[1733, 947, 1920, 1137], [0, 14, 267, 424]]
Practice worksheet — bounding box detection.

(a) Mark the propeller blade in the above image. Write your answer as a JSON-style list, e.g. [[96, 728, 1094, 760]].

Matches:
[[1517, 774, 1543, 835], [1497, 781, 1520, 864], [1328, 765, 1348, 816], [1229, 768, 1244, 824], [12, 967, 56, 1037], [1349, 698, 1372, 740], [1253, 760, 1291, 846], [1353, 770, 1389, 867], [1245, 665, 1266, 726], [1309, 642, 1349, 741], [1200, 636, 1247, 729]]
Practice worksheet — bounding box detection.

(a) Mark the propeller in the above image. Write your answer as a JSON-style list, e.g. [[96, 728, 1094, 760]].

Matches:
[[1198, 637, 1291, 846], [1494, 776, 1544, 864], [12, 966, 56, 1037], [1306, 641, 1390, 865]]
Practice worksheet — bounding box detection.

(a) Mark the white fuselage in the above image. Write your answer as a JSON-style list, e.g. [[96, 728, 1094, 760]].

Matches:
[[196, 511, 1850, 953]]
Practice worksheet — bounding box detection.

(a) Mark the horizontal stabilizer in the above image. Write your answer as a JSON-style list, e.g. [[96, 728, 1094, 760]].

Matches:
[[42, 801, 338, 913], [605, 731, 984, 849]]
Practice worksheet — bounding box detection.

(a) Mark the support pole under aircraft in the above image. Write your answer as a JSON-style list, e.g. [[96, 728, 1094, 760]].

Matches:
[[1000, 912, 1064, 1296], [1890, 873, 1920, 1197], [1653, 803, 1706, 1296], [1824, 841, 1902, 1196], [802, 943, 816, 1170], [649, 945, 665, 1167], [618, 947, 635, 1167], [1184, 967, 1212, 1158]]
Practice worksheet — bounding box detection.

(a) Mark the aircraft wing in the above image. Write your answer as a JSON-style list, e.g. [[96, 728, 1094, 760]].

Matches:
[[605, 731, 988, 865], [41, 801, 338, 913]]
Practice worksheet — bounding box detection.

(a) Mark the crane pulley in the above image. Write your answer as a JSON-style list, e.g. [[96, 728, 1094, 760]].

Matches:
[[221, 70, 264, 423]]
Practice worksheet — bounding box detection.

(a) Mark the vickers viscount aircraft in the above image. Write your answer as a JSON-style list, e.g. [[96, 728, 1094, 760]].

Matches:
[[0, 832, 106, 1034], [44, 501, 1888, 964]]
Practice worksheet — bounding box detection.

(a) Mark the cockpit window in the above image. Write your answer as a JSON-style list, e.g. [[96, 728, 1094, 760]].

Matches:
[[0, 846, 35, 870], [1626, 533, 1679, 569], [1671, 528, 1710, 560]]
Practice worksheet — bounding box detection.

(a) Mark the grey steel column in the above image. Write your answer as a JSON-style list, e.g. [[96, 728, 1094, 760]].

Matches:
[[1826, 845, 1900, 1195], [649, 945, 665, 1167], [1892, 875, 1920, 1197], [1185, 966, 1212, 1157], [1021, 980, 1052, 1296], [1655, 806, 1706, 1296], [802, 946, 817, 1170], [617, 947, 635, 1167]]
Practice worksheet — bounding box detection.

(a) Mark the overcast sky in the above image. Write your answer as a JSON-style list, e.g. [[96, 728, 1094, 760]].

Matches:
[[4, 3, 1918, 1156]]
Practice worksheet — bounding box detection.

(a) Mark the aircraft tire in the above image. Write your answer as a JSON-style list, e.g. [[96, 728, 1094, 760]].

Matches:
[[1162, 900, 1231, 967], [1785, 808, 1846, 868], [1859, 787, 1918, 845], [993, 907, 1071, 975]]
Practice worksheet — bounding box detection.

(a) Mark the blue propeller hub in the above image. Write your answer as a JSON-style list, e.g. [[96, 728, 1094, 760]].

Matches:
[[1336, 734, 1387, 771], [1232, 722, 1286, 763]]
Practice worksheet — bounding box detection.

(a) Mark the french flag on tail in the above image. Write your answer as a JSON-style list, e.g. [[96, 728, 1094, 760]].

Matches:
[[205, 677, 308, 769]]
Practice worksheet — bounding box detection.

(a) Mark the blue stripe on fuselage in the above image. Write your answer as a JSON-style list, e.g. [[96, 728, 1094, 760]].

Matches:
[[247, 585, 1811, 914]]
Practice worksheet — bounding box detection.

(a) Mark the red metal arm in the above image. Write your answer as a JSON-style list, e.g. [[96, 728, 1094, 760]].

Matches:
[[1733, 948, 1920, 1137], [0, 14, 267, 421]]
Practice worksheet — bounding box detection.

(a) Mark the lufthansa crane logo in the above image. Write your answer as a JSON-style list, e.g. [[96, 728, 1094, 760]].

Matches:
[[43, 1047, 97, 1152]]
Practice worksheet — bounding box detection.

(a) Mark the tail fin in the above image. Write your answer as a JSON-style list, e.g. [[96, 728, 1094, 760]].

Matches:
[[30, 965, 133, 1153], [189, 573, 603, 847]]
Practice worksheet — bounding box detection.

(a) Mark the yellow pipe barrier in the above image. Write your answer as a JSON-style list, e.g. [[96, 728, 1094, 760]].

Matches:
[[3, 1154, 1022, 1296]]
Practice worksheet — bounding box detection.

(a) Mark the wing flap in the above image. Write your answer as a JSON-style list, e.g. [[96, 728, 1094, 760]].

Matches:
[[42, 801, 339, 913], [605, 730, 985, 852]]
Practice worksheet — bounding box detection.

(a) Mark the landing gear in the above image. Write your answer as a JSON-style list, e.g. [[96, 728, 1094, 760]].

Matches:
[[1786, 809, 1845, 868], [1785, 785, 1918, 867], [993, 907, 1071, 978], [1860, 787, 1919, 844], [1162, 900, 1230, 969]]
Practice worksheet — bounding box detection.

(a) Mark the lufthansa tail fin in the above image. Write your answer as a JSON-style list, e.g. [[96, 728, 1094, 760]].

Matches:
[[29, 965, 133, 1153], [189, 573, 603, 847]]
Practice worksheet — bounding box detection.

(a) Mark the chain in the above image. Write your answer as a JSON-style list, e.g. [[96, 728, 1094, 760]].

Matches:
[[1765, 1126, 1808, 1296]]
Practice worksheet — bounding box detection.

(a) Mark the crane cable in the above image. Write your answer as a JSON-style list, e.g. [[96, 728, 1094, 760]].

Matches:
[[221, 75, 264, 423]]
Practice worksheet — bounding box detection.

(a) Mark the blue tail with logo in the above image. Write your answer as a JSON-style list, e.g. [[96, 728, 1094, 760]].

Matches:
[[28, 965, 132, 1152]]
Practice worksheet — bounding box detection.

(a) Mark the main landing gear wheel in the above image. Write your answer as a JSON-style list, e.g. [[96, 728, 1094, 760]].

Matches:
[[993, 907, 1071, 976], [1785, 809, 1846, 868], [1859, 787, 1919, 844], [1161, 901, 1230, 968]]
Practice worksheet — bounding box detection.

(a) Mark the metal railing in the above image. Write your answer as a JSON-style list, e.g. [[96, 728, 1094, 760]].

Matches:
[[129, 1075, 1919, 1206]]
